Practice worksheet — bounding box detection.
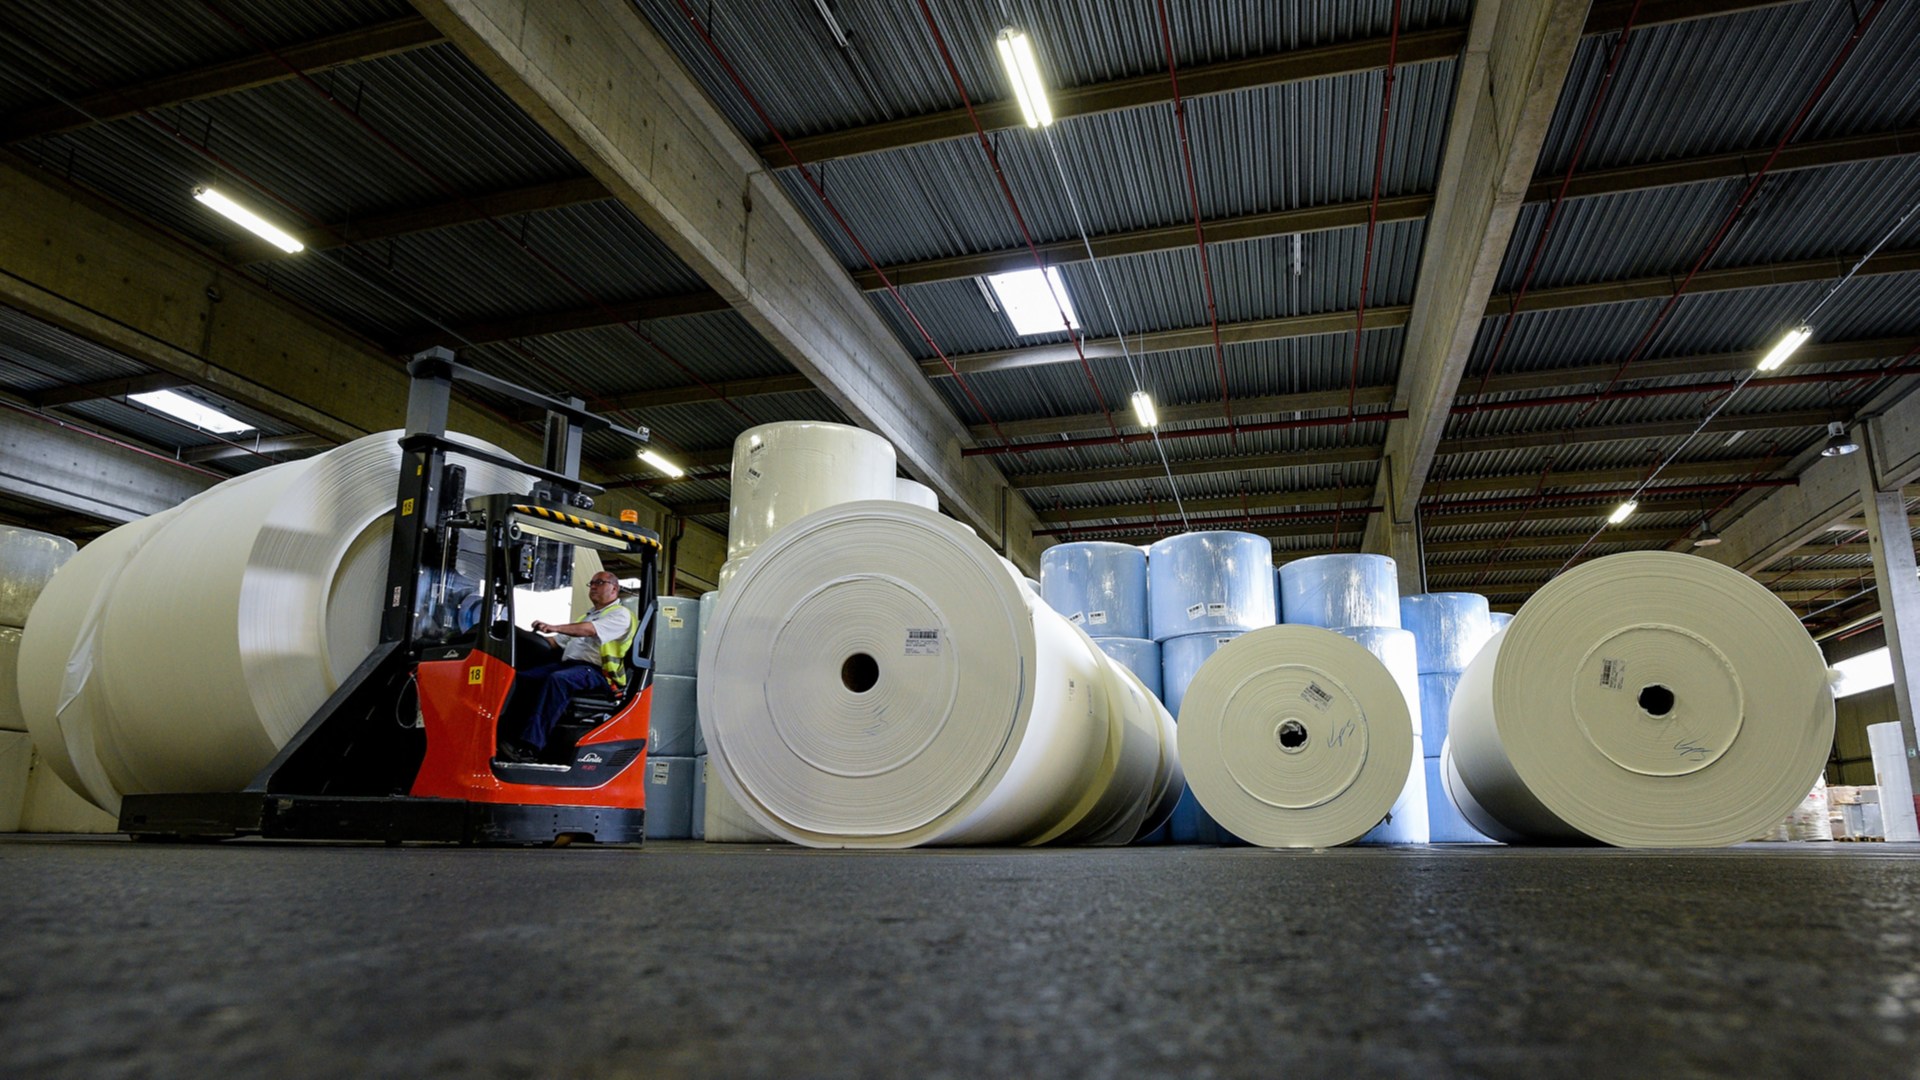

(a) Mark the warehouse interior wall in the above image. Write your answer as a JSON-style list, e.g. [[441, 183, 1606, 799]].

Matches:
[[1831, 685, 1897, 786]]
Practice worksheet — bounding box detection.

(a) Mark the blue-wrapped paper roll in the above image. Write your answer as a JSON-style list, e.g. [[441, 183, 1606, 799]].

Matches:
[[1095, 637, 1163, 700], [1354, 732, 1429, 844], [1329, 625, 1427, 845], [1425, 756, 1494, 843], [1278, 553, 1400, 630], [649, 674, 698, 757], [1168, 787, 1240, 845], [1418, 671, 1462, 748], [1401, 592, 1494, 674], [654, 597, 701, 676], [1041, 541, 1149, 639], [692, 754, 708, 840], [1147, 532, 1276, 640], [1488, 612, 1512, 633], [1328, 627, 1419, 720], [644, 755, 696, 839], [1161, 631, 1242, 718]]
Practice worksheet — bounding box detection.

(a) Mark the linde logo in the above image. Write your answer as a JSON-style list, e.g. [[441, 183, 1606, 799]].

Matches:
[[580, 752, 604, 764]]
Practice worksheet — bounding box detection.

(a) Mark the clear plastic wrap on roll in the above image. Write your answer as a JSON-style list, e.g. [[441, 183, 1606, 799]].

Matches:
[[0, 526, 76, 628], [643, 756, 696, 840], [1329, 626, 1426, 844], [1161, 631, 1242, 718], [1094, 637, 1162, 700], [1147, 532, 1275, 641], [1024, 577, 1042, 596], [1042, 541, 1149, 639], [1488, 611, 1513, 633], [1278, 554, 1400, 630], [654, 597, 702, 677], [1400, 592, 1493, 674], [1177, 625, 1414, 849], [727, 422, 897, 560], [892, 478, 939, 511], [648, 674, 698, 758], [1447, 552, 1835, 847], [1425, 755, 1494, 843], [702, 501, 1146, 848], [1417, 671, 1462, 748], [718, 555, 749, 592]]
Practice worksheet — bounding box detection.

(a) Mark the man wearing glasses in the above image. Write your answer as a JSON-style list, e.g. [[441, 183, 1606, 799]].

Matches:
[[495, 571, 634, 763]]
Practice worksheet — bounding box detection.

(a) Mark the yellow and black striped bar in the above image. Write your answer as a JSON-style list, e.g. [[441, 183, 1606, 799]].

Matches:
[[512, 504, 662, 549]]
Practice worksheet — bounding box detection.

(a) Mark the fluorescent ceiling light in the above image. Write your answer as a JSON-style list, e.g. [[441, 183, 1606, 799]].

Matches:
[[1756, 325, 1812, 371], [1131, 390, 1159, 429], [1607, 499, 1638, 525], [985, 267, 1079, 337], [995, 28, 1052, 128], [638, 449, 685, 478], [1830, 646, 1894, 698], [129, 389, 254, 434], [194, 186, 304, 253]]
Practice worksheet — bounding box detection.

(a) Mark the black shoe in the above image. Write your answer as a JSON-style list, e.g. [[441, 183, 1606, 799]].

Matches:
[[494, 742, 540, 764]]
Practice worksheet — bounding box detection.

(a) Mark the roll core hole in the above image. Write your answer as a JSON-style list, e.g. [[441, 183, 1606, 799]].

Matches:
[[841, 652, 879, 694], [1276, 718, 1309, 752], [1638, 684, 1676, 717]]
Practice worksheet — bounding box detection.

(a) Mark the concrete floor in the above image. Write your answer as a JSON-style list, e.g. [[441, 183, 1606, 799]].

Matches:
[[1, 839, 1917, 1078]]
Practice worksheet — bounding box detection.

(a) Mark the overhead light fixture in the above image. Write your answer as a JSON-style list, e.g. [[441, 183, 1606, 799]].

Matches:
[[1692, 521, 1722, 548], [193, 186, 304, 253], [985, 267, 1079, 336], [1820, 421, 1859, 457], [638, 449, 685, 478], [1607, 499, 1638, 525], [995, 28, 1053, 128], [1131, 390, 1159, 429], [129, 389, 254, 434], [1755, 325, 1812, 371]]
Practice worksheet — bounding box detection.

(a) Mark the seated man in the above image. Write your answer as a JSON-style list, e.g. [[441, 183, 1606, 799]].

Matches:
[[495, 571, 634, 763]]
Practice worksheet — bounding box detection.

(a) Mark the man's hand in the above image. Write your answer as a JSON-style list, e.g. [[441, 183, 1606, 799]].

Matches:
[[531, 620, 552, 634]]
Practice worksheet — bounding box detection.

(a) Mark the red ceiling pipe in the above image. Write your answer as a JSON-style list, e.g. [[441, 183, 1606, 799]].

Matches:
[[1422, 478, 1794, 515], [1344, 0, 1403, 423], [1036, 504, 1382, 539], [962, 409, 1408, 456], [1457, 366, 1920, 413]]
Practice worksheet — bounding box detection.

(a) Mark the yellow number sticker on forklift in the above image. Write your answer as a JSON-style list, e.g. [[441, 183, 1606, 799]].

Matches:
[[468, 666, 484, 685], [401, 498, 416, 517]]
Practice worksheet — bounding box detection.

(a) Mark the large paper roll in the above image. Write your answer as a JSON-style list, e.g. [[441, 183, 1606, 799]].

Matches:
[[1279, 554, 1399, 630], [1094, 637, 1162, 700], [1401, 592, 1493, 674], [701, 501, 1114, 848], [1867, 721, 1919, 842], [1440, 738, 1524, 843], [643, 755, 696, 840], [0, 729, 29, 831], [1161, 631, 1242, 718], [1447, 551, 1834, 847], [1177, 625, 1415, 848], [1030, 644, 1175, 847], [1417, 671, 1462, 748], [893, 478, 938, 511], [1329, 626, 1427, 844], [1147, 532, 1276, 641], [0, 627, 25, 732], [0, 526, 76, 628], [649, 674, 698, 758], [1041, 541, 1149, 640], [1424, 756, 1494, 843], [727, 422, 897, 560], [654, 597, 701, 677]]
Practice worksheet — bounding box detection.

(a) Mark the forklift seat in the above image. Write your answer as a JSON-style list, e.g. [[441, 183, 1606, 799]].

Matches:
[[551, 603, 656, 744]]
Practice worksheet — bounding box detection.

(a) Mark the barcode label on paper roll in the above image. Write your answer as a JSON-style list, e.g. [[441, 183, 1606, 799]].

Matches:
[[1088, 610, 1108, 625], [1217, 637, 1236, 646], [667, 617, 684, 628], [1301, 682, 1334, 712], [1068, 612, 1085, 625], [905, 628, 941, 655], [651, 760, 671, 784], [1600, 658, 1626, 690], [1186, 603, 1205, 620], [1206, 602, 1229, 617]]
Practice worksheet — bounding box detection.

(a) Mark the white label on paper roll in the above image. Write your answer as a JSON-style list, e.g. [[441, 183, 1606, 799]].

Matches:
[[1600, 658, 1625, 690], [1301, 682, 1334, 712], [652, 760, 671, 784], [1068, 612, 1086, 625], [1206, 602, 1229, 617], [668, 617, 684, 629], [905, 628, 941, 655], [1088, 611, 1108, 625], [1186, 603, 1205, 620], [745, 466, 764, 484]]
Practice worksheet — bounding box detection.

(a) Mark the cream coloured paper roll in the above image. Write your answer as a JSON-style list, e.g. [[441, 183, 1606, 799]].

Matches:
[[727, 422, 897, 560], [1031, 641, 1176, 846], [0, 526, 76, 628], [701, 501, 1112, 848], [893, 477, 939, 511], [0, 627, 25, 732], [1440, 738, 1523, 844], [1446, 551, 1834, 847], [1177, 625, 1415, 848]]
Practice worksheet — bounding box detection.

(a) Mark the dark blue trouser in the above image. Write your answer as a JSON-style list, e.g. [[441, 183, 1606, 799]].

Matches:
[[509, 660, 608, 750]]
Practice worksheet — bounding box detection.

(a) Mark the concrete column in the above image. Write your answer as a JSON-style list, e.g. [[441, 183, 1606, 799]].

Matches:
[[1853, 419, 1920, 818], [1391, 519, 1426, 598]]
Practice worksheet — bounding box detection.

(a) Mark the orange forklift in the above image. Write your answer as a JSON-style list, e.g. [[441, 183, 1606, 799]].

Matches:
[[120, 353, 663, 845]]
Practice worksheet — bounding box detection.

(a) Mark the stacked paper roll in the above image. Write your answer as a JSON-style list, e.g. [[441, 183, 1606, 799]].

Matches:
[[1868, 721, 1919, 842], [1147, 532, 1276, 640], [655, 597, 701, 677], [649, 675, 698, 757], [1041, 541, 1149, 639], [18, 433, 529, 814], [1178, 625, 1415, 848], [1161, 632, 1242, 718], [727, 422, 897, 560], [1095, 638, 1162, 700], [1, 527, 78, 829], [1488, 612, 1512, 634], [0, 527, 76, 628], [1446, 551, 1834, 847], [701, 501, 1176, 848], [1279, 554, 1399, 630], [1416, 671, 1492, 842], [1402, 593, 1493, 674], [643, 755, 696, 839], [892, 478, 938, 511], [1328, 626, 1429, 844], [692, 753, 708, 840]]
